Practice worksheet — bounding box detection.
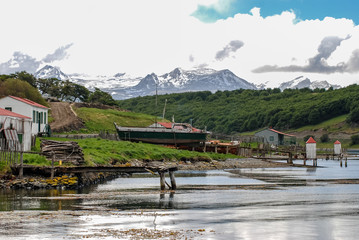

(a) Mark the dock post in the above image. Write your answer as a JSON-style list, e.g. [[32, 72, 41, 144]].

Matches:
[[19, 152, 23, 179], [345, 158, 347, 168], [159, 171, 166, 191], [288, 152, 293, 164], [51, 152, 55, 179], [169, 170, 176, 190], [313, 159, 317, 167], [303, 159, 306, 166], [340, 160, 343, 167]]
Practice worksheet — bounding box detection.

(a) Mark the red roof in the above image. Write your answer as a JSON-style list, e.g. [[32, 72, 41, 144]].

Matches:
[[269, 128, 295, 137], [306, 137, 316, 144], [0, 107, 31, 119], [8, 96, 48, 109], [334, 140, 341, 144], [158, 122, 173, 129]]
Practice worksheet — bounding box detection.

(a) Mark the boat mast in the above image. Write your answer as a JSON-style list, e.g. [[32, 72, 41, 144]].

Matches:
[[162, 99, 167, 120]]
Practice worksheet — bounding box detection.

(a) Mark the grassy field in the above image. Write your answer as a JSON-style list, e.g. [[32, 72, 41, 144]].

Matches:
[[21, 137, 238, 167], [73, 107, 164, 133]]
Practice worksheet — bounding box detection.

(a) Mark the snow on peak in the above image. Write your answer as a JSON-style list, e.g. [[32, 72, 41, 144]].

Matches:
[[279, 76, 341, 90]]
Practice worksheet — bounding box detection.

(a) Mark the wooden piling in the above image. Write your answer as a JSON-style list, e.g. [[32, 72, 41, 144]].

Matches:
[[169, 170, 176, 190], [51, 152, 55, 179], [19, 152, 23, 179], [159, 171, 166, 191]]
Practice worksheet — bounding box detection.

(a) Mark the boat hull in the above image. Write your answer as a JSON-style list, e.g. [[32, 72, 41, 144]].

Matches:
[[115, 127, 207, 145]]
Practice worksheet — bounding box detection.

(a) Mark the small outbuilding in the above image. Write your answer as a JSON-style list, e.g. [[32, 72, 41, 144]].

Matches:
[[334, 140, 342, 155], [0, 96, 49, 136], [306, 137, 317, 159], [0, 107, 32, 151], [255, 128, 296, 146]]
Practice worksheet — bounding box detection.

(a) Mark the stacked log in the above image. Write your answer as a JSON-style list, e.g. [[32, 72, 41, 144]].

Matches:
[[41, 140, 85, 165]]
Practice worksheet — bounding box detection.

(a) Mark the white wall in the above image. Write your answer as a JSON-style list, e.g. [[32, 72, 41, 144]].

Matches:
[[306, 143, 317, 159], [0, 97, 48, 135], [334, 144, 342, 155]]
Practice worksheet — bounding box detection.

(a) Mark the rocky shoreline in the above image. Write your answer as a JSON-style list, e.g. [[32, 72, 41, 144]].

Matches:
[[0, 158, 291, 190]]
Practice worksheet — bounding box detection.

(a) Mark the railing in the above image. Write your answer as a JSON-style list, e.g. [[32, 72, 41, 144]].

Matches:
[[0, 138, 21, 166]]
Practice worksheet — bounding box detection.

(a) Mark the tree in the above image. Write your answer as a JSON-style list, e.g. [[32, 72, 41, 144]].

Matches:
[[10, 71, 37, 88], [73, 84, 90, 102], [0, 78, 48, 106], [320, 134, 329, 143], [347, 107, 359, 124], [88, 88, 117, 106], [350, 135, 359, 145]]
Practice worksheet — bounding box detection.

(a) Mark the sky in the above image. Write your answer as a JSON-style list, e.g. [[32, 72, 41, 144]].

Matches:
[[0, 0, 359, 88]]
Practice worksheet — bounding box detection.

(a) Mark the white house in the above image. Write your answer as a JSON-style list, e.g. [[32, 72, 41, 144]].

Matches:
[[0, 107, 32, 151], [0, 96, 49, 135]]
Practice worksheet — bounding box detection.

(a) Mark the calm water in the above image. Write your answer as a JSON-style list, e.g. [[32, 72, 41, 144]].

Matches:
[[1, 159, 359, 239]]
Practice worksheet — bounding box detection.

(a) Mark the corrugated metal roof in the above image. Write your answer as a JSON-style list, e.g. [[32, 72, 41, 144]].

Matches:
[[306, 137, 317, 144], [8, 95, 49, 109], [0, 107, 31, 119]]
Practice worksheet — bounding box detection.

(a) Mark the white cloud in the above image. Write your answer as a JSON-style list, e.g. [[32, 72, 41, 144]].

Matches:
[[0, 0, 358, 87]]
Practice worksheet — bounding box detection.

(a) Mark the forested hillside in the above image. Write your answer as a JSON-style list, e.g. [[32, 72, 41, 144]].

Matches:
[[118, 85, 359, 134]]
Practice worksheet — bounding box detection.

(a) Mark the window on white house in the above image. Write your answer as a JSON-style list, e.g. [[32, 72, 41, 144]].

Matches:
[[5, 107, 12, 112], [33, 111, 36, 123], [44, 113, 47, 124]]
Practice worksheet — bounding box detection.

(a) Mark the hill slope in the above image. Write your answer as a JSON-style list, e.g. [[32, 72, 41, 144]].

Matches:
[[117, 85, 359, 135]]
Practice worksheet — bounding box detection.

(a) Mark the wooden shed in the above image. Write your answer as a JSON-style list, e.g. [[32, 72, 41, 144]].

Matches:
[[255, 128, 296, 146]]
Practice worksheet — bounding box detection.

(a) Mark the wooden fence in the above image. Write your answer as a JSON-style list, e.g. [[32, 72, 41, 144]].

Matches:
[[0, 138, 21, 166]]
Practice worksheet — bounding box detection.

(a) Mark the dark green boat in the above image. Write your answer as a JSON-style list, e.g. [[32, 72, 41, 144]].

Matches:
[[114, 122, 208, 146]]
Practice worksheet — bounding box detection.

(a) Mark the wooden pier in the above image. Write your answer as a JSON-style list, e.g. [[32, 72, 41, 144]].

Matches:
[[12, 164, 178, 190]]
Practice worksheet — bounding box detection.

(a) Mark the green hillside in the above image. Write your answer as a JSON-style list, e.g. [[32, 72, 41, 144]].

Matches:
[[72, 106, 164, 133], [117, 85, 359, 135]]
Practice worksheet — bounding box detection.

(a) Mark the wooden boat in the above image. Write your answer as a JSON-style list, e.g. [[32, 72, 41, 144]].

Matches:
[[114, 122, 207, 146]]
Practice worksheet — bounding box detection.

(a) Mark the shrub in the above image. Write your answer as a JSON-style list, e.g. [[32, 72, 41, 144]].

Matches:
[[320, 134, 330, 143], [351, 135, 359, 146]]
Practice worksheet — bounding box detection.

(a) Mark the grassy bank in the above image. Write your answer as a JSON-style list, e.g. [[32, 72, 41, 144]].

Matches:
[[23, 137, 238, 167]]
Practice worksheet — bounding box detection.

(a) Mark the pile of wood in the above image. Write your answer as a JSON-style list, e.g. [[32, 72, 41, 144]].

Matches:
[[41, 140, 85, 165]]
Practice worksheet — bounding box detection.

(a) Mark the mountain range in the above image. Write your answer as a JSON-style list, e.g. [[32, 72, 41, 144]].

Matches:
[[34, 65, 341, 100]]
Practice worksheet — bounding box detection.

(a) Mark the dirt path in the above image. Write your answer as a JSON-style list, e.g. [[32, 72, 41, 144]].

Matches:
[[49, 102, 84, 133]]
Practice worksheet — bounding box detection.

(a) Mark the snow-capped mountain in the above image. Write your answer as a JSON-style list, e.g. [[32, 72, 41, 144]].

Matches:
[[69, 72, 141, 92], [34, 65, 141, 92], [112, 68, 257, 99], [33, 65, 343, 101], [278, 76, 341, 91], [35, 65, 70, 81]]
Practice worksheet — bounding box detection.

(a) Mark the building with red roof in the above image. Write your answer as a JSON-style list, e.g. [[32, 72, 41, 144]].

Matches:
[[0, 107, 32, 151], [0, 96, 49, 135], [255, 128, 296, 146]]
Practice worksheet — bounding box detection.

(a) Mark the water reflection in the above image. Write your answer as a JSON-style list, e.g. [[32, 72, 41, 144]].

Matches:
[[1, 159, 359, 239]]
